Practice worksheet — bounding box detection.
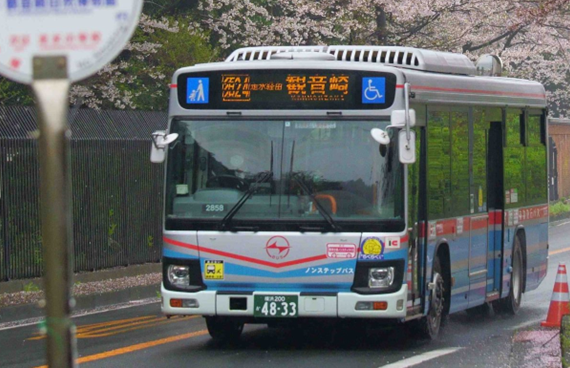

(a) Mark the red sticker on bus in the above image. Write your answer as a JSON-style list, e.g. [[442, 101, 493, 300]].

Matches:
[[326, 243, 357, 259]]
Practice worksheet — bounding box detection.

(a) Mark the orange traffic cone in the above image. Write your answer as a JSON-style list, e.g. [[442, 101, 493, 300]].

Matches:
[[541, 263, 570, 327]]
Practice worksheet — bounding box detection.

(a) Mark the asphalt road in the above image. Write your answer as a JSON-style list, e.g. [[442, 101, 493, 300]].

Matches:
[[2, 221, 570, 368]]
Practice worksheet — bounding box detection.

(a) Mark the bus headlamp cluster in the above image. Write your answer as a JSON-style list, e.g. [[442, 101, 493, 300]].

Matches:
[[368, 267, 394, 288], [167, 265, 191, 289]]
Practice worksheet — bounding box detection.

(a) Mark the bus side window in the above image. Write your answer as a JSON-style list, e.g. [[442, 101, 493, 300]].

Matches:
[[472, 108, 488, 213], [427, 108, 450, 219], [450, 110, 469, 216], [504, 108, 526, 208], [526, 112, 547, 204]]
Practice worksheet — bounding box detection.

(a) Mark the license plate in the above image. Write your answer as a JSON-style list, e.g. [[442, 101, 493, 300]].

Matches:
[[253, 295, 298, 317]]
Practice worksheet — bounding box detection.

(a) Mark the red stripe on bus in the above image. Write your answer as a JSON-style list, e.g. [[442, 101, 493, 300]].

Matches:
[[412, 85, 545, 99], [164, 237, 199, 251], [164, 237, 328, 268], [170, 84, 178, 88], [489, 211, 503, 225]]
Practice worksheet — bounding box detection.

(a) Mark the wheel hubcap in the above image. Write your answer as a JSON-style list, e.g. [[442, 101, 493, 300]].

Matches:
[[429, 272, 444, 329]]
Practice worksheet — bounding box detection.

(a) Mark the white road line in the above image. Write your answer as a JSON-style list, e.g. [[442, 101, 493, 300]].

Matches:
[[379, 347, 462, 368], [0, 298, 160, 331]]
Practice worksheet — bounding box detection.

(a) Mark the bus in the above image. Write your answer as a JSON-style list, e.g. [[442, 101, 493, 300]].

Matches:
[[151, 46, 549, 341]]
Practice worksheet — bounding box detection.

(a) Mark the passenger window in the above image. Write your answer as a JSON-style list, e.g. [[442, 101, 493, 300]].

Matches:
[[472, 108, 488, 213], [427, 108, 450, 219], [526, 113, 547, 204], [504, 109, 525, 207], [450, 111, 469, 216]]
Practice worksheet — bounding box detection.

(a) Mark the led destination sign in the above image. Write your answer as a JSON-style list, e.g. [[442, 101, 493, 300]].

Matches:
[[177, 69, 397, 110]]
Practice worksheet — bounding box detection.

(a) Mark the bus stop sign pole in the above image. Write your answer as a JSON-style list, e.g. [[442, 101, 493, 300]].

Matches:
[[32, 55, 75, 368], [0, 3, 143, 366]]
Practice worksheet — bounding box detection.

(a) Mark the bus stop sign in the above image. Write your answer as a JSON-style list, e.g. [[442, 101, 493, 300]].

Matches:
[[0, 0, 143, 84]]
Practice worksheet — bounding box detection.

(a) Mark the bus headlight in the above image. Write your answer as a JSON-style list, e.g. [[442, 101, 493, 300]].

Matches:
[[167, 265, 190, 288], [368, 267, 394, 288]]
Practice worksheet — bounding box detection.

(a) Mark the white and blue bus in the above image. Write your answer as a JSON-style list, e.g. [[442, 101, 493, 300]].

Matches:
[[151, 46, 549, 341]]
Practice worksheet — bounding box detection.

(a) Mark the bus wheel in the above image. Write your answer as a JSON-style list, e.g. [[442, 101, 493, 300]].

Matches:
[[414, 255, 446, 340], [496, 236, 523, 315], [205, 316, 244, 342]]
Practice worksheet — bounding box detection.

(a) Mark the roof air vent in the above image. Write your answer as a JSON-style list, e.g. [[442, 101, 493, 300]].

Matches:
[[225, 45, 477, 75], [475, 54, 503, 77], [271, 52, 336, 61]]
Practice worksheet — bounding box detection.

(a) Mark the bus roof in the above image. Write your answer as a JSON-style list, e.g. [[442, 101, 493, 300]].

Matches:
[[171, 45, 546, 112]]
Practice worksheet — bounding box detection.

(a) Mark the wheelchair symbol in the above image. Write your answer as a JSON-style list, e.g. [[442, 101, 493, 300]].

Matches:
[[364, 79, 383, 100], [362, 77, 386, 104]]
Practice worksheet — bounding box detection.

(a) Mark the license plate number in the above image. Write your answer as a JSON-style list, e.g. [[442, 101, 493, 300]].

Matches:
[[254, 295, 298, 317]]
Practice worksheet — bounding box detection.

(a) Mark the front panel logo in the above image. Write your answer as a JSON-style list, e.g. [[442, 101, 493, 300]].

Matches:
[[186, 77, 209, 104], [359, 237, 384, 260], [362, 77, 386, 104], [265, 236, 291, 260]]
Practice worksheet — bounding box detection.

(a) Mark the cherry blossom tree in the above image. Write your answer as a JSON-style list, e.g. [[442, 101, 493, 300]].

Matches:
[[198, 0, 570, 115], [69, 14, 215, 111]]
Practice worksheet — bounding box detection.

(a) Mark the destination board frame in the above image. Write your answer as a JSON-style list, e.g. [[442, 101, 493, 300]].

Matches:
[[176, 69, 397, 110]]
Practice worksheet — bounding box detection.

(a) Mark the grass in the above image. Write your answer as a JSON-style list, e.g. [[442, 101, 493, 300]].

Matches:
[[23, 282, 40, 292], [550, 199, 570, 218]]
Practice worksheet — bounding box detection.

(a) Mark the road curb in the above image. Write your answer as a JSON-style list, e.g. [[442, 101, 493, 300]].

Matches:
[[0, 283, 160, 325], [0, 263, 161, 294]]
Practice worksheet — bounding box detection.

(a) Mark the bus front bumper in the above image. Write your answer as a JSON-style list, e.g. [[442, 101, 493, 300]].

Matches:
[[161, 284, 408, 319]]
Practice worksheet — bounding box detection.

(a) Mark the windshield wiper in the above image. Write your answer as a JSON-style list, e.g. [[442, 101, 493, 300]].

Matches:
[[291, 174, 341, 232], [219, 171, 273, 231]]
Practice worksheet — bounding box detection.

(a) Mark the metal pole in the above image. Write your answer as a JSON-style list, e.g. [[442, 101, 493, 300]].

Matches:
[[32, 56, 76, 368]]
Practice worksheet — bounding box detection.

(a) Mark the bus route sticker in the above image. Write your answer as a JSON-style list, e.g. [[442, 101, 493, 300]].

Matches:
[[359, 237, 384, 260], [326, 243, 356, 258], [0, 0, 143, 84], [204, 260, 224, 280]]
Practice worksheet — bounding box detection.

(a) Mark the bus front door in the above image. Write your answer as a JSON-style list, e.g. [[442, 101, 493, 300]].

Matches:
[[485, 122, 504, 300]]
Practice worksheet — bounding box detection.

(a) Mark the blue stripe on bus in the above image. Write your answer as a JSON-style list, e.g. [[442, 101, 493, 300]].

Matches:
[[207, 259, 357, 279], [204, 282, 353, 292], [163, 248, 198, 259]]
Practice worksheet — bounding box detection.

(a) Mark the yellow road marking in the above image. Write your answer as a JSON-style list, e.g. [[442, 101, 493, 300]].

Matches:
[[78, 316, 198, 338], [79, 315, 156, 332], [550, 246, 570, 256], [33, 329, 209, 368], [27, 315, 197, 340]]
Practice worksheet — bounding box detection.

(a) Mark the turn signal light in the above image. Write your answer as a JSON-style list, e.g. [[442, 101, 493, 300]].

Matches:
[[373, 302, 388, 310], [170, 299, 183, 308]]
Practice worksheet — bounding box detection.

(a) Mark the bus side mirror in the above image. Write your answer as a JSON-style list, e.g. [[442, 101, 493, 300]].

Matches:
[[150, 131, 179, 163], [391, 109, 416, 128], [399, 130, 416, 164]]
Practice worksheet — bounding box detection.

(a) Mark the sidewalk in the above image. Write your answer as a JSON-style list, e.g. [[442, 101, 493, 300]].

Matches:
[[0, 263, 161, 326], [512, 326, 561, 368]]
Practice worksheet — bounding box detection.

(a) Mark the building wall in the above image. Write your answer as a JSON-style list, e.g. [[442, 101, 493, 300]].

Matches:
[[550, 120, 570, 199]]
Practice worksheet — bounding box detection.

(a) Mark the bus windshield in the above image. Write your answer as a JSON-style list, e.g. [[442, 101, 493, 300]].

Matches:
[[165, 119, 404, 231]]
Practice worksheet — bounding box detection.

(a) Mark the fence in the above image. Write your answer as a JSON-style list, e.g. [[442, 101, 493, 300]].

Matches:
[[0, 106, 167, 281]]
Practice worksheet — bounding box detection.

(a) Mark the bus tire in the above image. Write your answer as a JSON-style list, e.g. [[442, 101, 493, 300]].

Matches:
[[413, 254, 446, 340], [496, 236, 523, 315], [205, 316, 244, 342]]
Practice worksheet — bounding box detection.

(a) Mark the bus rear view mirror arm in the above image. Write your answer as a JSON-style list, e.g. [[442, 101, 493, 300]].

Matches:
[[150, 131, 179, 163]]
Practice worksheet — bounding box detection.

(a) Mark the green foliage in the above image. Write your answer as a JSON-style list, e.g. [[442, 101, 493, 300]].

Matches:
[[147, 235, 154, 248], [23, 282, 40, 292], [108, 209, 118, 237], [0, 77, 34, 106], [550, 200, 570, 217]]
